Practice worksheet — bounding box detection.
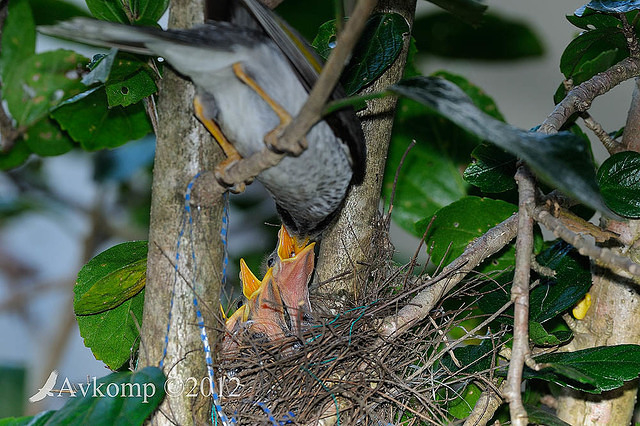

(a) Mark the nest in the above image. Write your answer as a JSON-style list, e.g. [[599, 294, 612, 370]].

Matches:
[[215, 224, 508, 425]]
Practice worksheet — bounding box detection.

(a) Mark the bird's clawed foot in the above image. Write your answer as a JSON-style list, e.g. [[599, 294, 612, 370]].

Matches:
[[231, 62, 308, 156]]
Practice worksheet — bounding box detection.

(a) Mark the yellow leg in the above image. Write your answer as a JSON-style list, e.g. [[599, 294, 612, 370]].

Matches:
[[194, 96, 245, 193], [231, 62, 306, 154]]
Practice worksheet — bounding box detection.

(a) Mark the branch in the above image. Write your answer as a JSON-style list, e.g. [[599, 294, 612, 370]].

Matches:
[[622, 77, 640, 152], [463, 381, 505, 426], [504, 166, 536, 426], [379, 214, 518, 339], [533, 205, 640, 281], [539, 57, 640, 134]]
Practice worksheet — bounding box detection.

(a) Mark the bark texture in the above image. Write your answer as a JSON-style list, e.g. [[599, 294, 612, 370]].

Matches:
[[314, 0, 417, 304], [139, 0, 225, 424]]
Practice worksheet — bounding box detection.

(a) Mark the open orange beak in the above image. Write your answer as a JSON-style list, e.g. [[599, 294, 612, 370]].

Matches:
[[274, 226, 316, 333]]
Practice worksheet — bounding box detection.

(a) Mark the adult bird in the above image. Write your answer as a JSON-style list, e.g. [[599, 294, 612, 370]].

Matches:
[[40, 0, 366, 244]]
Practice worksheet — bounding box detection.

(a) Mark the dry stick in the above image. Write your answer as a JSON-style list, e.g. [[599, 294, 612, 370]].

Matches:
[[463, 381, 506, 426], [196, 0, 378, 203], [581, 112, 622, 154], [379, 213, 518, 339], [534, 206, 640, 280], [505, 166, 536, 426]]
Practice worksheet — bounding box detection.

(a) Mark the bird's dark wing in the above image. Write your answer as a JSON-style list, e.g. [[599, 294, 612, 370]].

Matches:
[[238, 0, 366, 184]]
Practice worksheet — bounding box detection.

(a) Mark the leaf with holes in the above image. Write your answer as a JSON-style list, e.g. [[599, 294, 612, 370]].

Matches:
[[2, 50, 88, 127], [51, 87, 152, 150], [105, 53, 158, 107]]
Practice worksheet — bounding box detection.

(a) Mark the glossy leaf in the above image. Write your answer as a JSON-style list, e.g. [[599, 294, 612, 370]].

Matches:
[[313, 13, 408, 95], [105, 53, 158, 107], [441, 339, 494, 375], [417, 197, 517, 273], [51, 88, 152, 150], [526, 344, 640, 393], [597, 151, 640, 218], [425, 0, 487, 26], [560, 27, 626, 83], [23, 118, 74, 156], [0, 0, 35, 78], [577, 1, 640, 15], [42, 367, 165, 424], [85, 0, 129, 23], [464, 143, 517, 193], [412, 13, 543, 60], [76, 288, 144, 369], [531, 241, 592, 323], [75, 241, 147, 369], [566, 12, 621, 30], [432, 71, 505, 121], [28, 0, 90, 25], [529, 321, 572, 346], [75, 241, 147, 315], [2, 50, 89, 127], [382, 99, 473, 234], [526, 404, 571, 426], [129, 0, 169, 24], [0, 140, 32, 170], [448, 383, 482, 419], [389, 77, 615, 217]]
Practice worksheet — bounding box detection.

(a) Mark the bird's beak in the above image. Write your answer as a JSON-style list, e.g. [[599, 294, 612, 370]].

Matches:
[[274, 226, 316, 333], [276, 225, 310, 260]]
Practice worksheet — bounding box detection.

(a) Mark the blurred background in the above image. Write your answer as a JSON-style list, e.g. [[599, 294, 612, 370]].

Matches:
[[0, 0, 631, 416]]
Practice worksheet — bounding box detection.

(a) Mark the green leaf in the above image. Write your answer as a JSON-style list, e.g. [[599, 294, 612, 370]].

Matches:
[[597, 151, 640, 218], [432, 71, 505, 121], [2, 50, 89, 127], [85, 0, 129, 23], [525, 404, 571, 426], [425, 0, 487, 26], [105, 53, 158, 107], [441, 339, 494, 375], [464, 143, 517, 193], [560, 28, 626, 83], [529, 321, 572, 346], [0, 140, 32, 170], [448, 383, 482, 419], [51, 88, 152, 150], [43, 367, 165, 424], [313, 13, 408, 95], [0, 411, 56, 425], [75, 241, 147, 315], [0, 0, 36, 78], [532, 241, 592, 323], [382, 99, 473, 234], [578, 1, 640, 15], [567, 12, 621, 30], [77, 288, 144, 369], [129, 0, 169, 24], [527, 344, 640, 393], [412, 13, 544, 60], [28, 0, 90, 25], [416, 197, 517, 273], [23, 118, 74, 156], [389, 77, 615, 217], [75, 241, 147, 369]]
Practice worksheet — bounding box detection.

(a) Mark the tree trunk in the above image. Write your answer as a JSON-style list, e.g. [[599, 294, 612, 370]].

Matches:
[[314, 0, 417, 306], [139, 0, 225, 424]]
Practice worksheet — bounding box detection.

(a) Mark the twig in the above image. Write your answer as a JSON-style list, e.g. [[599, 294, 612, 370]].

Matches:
[[533, 206, 640, 280], [539, 57, 640, 134], [504, 165, 536, 426], [581, 112, 622, 154], [463, 380, 505, 426], [379, 213, 518, 338]]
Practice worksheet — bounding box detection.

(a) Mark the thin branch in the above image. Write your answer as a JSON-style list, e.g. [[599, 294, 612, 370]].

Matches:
[[533, 206, 640, 281], [379, 213, 518, 339], [505, 165, 536, 426], [539, 57, 640, 134], [463, 380, 505, 426], [581, 112, 622, 154]]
